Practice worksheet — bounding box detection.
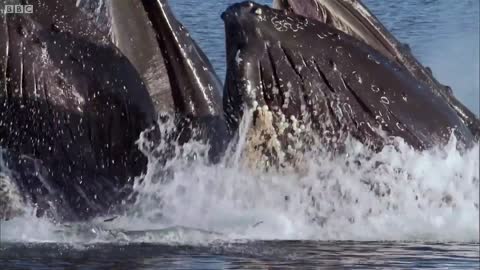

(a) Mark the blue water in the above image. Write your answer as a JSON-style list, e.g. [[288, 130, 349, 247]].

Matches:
[[1, 242, 479, 269], [1, 1, 479, 269]]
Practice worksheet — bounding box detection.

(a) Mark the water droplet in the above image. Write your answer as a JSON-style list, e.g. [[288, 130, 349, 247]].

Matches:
[[353, 72, 362, 84], [317, 33, 327, 39], [396, 122, 405, 131], [380, 96, 390, 104], [343, 103, 353, 116], [367, 54, 380, 64], [335, 46, 344, 55], [329, 60, 337, 70]]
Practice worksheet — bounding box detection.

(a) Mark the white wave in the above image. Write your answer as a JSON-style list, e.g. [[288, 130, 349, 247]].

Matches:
[[120, 122, 479, 242], [1, 116, 478, 244]]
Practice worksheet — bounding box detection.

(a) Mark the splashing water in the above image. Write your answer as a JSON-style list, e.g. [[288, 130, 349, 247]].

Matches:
[[1, 114, 478, 245], [0, 0, 478, 247]]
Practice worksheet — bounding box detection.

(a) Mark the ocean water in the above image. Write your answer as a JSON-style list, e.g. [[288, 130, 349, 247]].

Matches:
[[1, 0, 479, 269]]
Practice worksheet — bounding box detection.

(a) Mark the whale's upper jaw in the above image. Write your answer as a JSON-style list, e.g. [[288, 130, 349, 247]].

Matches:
[[271, 0, 434, 77], [272, 0, 399, 62]]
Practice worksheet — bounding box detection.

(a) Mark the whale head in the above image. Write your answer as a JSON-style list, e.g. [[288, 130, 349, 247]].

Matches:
[[222, 1, 473, 169]]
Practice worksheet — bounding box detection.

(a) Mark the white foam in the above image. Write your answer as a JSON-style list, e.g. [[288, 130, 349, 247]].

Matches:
[[1, 118, 479, 245]]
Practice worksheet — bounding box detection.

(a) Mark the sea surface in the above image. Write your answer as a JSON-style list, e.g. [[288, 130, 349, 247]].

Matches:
[[1, 0, 479, 269]]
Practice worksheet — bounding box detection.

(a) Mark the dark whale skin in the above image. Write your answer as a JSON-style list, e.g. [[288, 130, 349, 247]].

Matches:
[[140, 0, 230, 161], [273, 0, 480, 141], [222, 2, 474, 157], [0, 0, 156, 221]]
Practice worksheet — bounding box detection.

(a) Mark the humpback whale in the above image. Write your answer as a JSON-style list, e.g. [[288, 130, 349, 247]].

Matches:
[[222, 2, 475, 167], [107, 0, 172, 113], [0, 0, 156, 220], [139, 0, 229, 160], [0, 0, 477, 221], [0, 0, 229, 220], [272, 0, 480, 140], [83, 0, 229, 160]]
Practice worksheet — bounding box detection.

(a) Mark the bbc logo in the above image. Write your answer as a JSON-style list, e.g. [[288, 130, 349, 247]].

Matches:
[[3, 5, 34, 14]]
